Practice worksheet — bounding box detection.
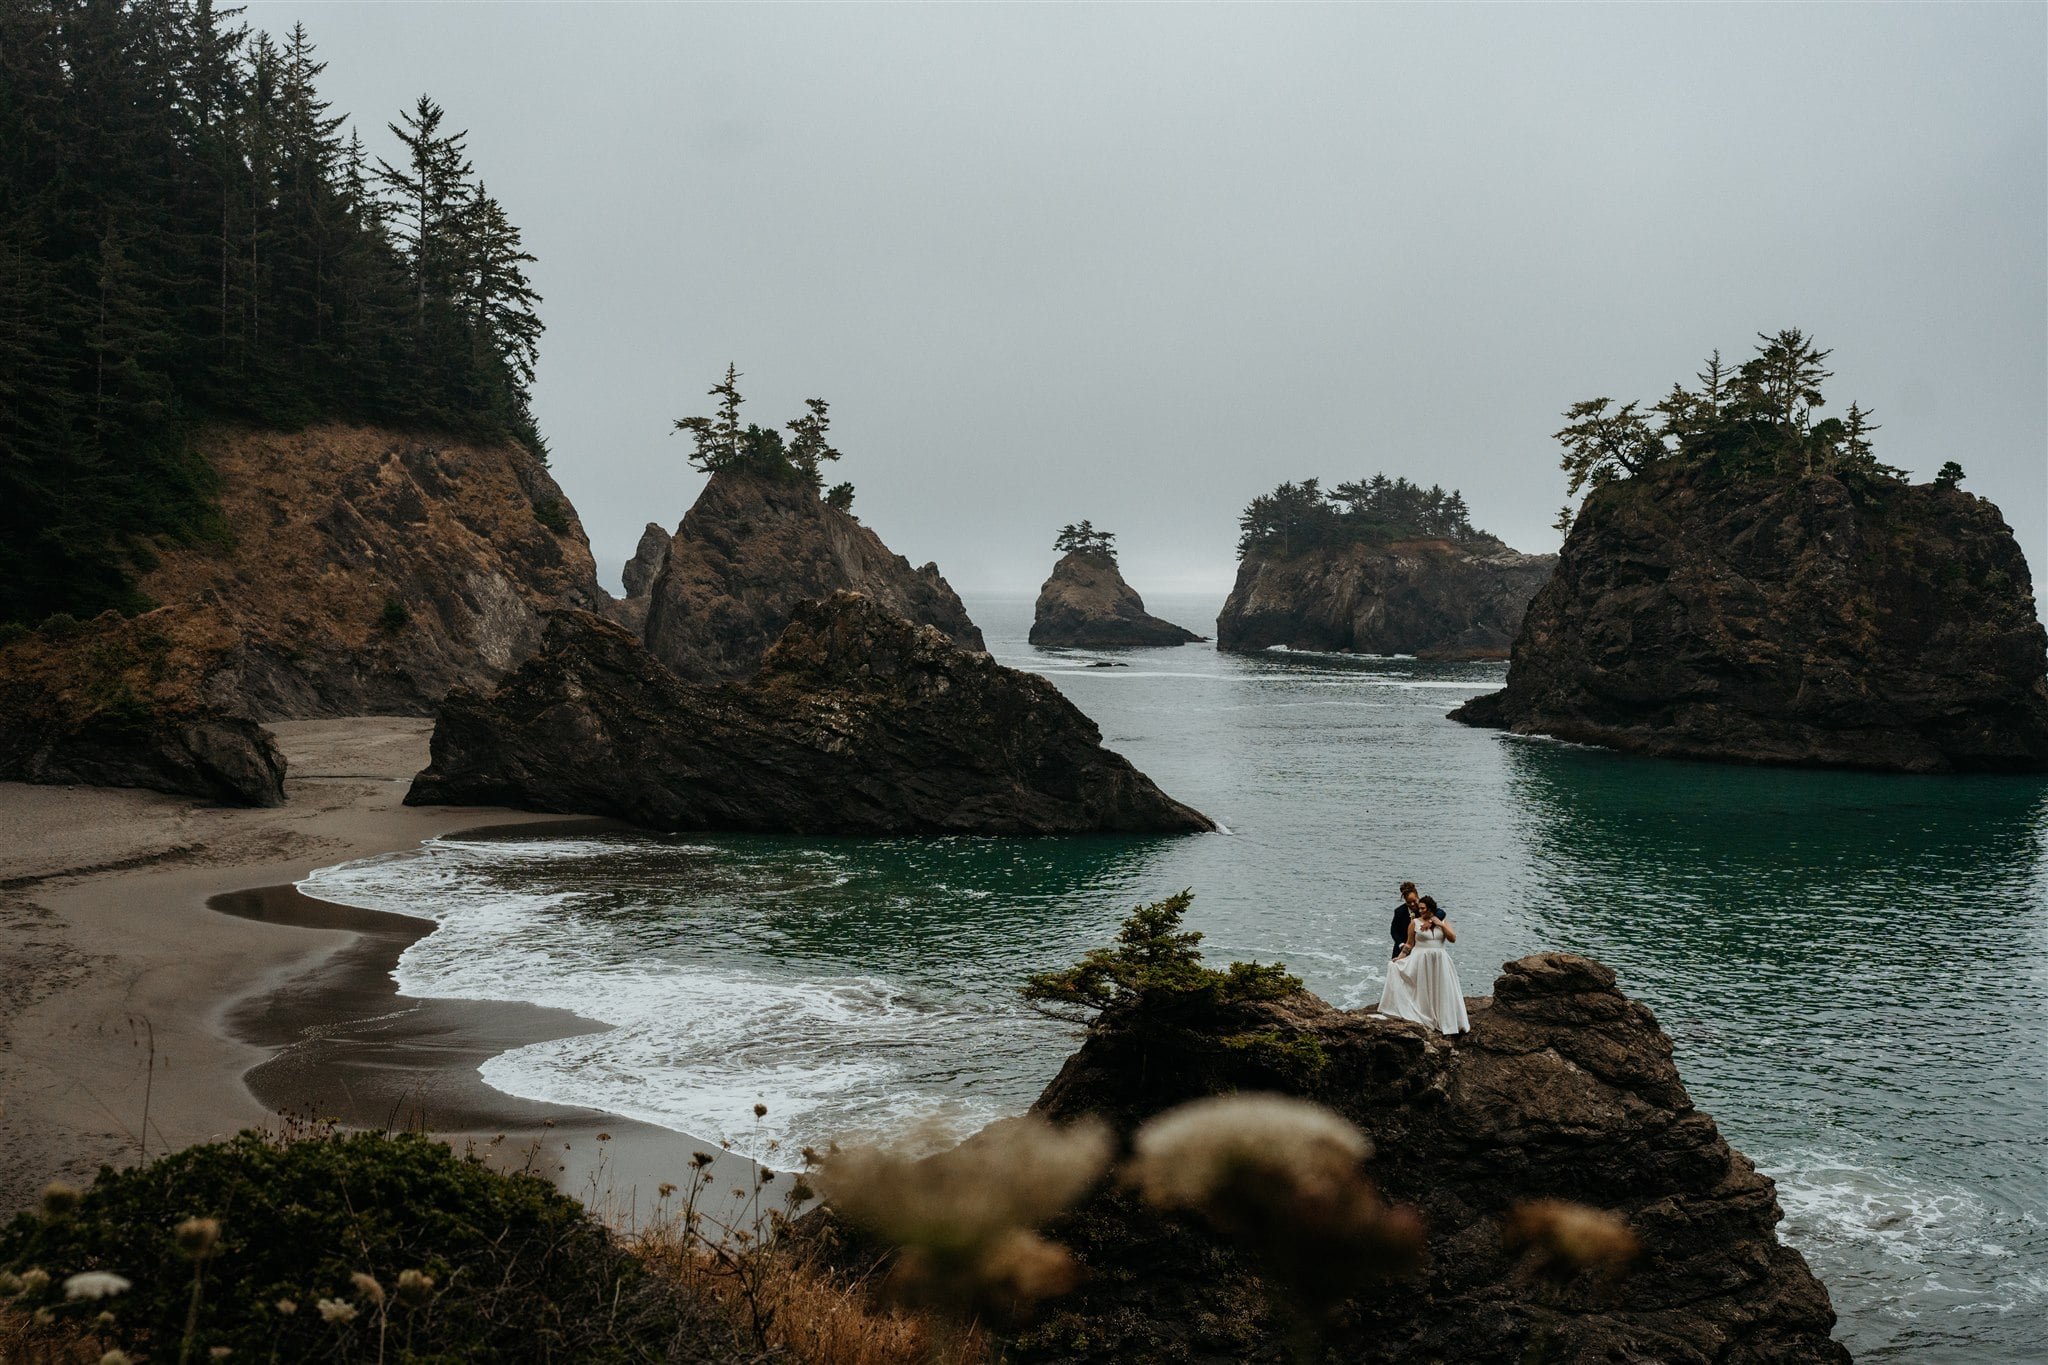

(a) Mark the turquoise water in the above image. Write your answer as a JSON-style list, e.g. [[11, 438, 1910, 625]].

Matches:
[[303, 592, 2048, 1361]]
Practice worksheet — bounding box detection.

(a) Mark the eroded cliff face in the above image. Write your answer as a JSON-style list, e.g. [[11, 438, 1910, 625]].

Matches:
[[1451, 469, 2048, 772], [0, 424, 609, 801], [1030, 552, 1203, 648], [641, 472, 983, 681], [131, 424, 611, 718], [408, 592, 1211, 835], [1216, 538, 1557, 659], [983, 954, 1845, 1363]]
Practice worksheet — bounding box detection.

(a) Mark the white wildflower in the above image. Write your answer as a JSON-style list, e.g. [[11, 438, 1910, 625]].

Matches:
[[63, 1271, 132, 1301]]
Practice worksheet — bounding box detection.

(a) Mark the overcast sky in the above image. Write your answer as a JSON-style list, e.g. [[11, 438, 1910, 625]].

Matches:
[[250, 2, 2045, 598]]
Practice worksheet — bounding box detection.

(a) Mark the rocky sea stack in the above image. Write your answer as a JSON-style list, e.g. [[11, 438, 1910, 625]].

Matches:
[[825, 951, 1845, 1363], [1216, 474, 1554, 658], [1218, 537, 1556, 658], [408, 591, 1211, 835], [1031, 550, 1203, 648], [643, 471, 983, 681], [1453, 467, 2048, 772]]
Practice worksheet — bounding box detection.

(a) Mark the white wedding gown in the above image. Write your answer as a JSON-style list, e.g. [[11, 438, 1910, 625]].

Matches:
[[1378, 926, 1470, 1035]]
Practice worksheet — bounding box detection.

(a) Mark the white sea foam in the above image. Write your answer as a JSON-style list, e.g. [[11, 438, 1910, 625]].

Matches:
[[299, 836, 1031, 1164], [1771, 1151, 2022, 1271]]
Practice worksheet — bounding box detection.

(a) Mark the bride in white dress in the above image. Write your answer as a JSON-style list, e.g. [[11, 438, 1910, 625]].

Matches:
[[1377, 896, 1469, 1035]]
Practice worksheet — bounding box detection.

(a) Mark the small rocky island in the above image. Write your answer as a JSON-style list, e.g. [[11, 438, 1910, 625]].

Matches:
[[1031, 522, 1203, 648], [408, 592, 1213, 835], [1216, 475, 1555, 657], [1454, 331, 2048, 772], [641, 373, 983, 681]]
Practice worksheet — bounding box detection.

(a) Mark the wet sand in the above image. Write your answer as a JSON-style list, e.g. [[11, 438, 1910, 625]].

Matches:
[[0, 718, 764, 1227]]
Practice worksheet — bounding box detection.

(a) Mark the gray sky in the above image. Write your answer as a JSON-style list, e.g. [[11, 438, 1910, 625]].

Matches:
[[253, 2, 2045, 598]]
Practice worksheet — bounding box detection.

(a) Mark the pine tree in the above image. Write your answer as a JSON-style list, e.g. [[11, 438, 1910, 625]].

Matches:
[[784, 397, 840, 487], [377, 94, 473, 343]]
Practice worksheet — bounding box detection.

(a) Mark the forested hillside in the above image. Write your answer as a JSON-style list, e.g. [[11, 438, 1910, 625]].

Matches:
[[0, 0, 544, 623]]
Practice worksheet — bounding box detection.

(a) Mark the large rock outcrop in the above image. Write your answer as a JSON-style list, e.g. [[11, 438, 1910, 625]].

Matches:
[[848, 954, 1844, 1363], [1216, 537, 1557, 658], [0, 607, 285, 805], [134, 424, 611, 718], [1030, 552, 1203, 648], [641, 472, 983, 681], [407, 592, 1211, 835], [1452, 469, 2048, 771]]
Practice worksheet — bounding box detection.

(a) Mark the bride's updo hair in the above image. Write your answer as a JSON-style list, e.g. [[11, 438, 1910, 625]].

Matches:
[[1419, 895, 1440, 915]]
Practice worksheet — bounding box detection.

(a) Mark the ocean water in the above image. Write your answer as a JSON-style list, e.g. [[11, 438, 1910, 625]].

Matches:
[[300, 592, 2048, 1361]]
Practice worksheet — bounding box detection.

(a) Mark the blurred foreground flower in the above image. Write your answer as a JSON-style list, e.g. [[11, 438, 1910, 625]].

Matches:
[[1126, 1094, 1425, 1305], [816, 1113, 1110, 1319], [175, 1216, 220, 1260], [1502, 1199, 1640, 1282], [63, 1271, 131, 1300]]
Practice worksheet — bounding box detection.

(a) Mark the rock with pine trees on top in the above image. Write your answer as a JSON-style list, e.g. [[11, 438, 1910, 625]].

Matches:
[[1452, 330, 2048, 773], [407, 592, 1212, 835], [1216, 475, 1556, 658], [1030, 522, 1204, 648], [642, 370, 984, 680]]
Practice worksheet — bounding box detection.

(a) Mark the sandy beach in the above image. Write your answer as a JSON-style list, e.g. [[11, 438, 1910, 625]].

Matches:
[[0, 718, 764, 1226]]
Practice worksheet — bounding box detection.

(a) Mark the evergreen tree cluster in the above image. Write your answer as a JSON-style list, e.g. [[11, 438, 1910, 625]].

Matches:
[[1054, 519, 1117, 561], [672, 364, 848, 491], [0, 0, 545, 624], [1554, 329, 1900, 505], [1236, 474, 1483, 559]]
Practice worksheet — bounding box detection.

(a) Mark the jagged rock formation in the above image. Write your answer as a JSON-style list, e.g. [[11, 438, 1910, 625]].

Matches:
[[408, 592, 1211, 835], [0, 607, 286, 805], [1217, 537, 1556, 658], [1030, 552, 1203, 648], [609, 521, 672, 635], [836, 953, 1846, 1363], [1452, 469, 2048, 771], [136, 424, 611, 718], [620, 522, 670, 599], [641, 472, 983, 681]]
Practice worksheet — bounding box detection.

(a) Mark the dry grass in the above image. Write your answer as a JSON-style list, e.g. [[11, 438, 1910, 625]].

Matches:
[[631, 1222, 985, 1365], [0, 1309, 108, 1364]]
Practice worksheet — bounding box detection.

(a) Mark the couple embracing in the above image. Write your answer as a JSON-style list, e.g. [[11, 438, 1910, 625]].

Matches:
[[1376, 880, 1469, 1035]]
